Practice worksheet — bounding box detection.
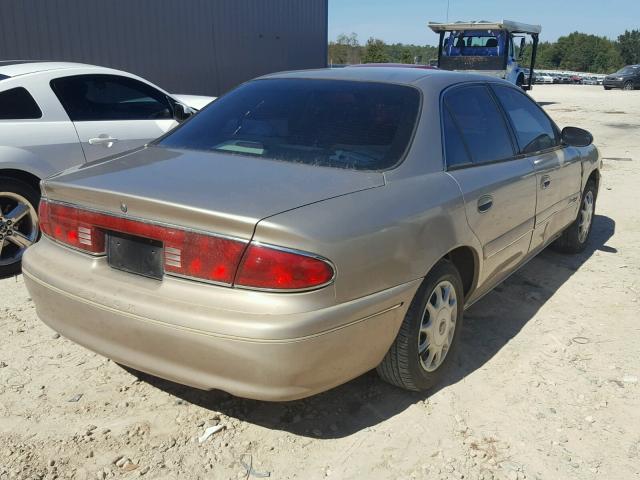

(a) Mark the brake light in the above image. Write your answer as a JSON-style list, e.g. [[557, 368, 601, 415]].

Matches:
[[38, 200, 105, 253], [235, 244, 334, 290], [38, 199, 246, 284], [38, 199, 335, 290]]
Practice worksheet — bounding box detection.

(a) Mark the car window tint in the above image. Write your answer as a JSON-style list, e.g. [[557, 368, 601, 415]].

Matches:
[[443, 107, 472, 168], [0, 87, 42, 120], [50, 74, 172, 121], [492, 85, 558, 154], [158, 78, 421, 171], [444, 85, 513, 164]]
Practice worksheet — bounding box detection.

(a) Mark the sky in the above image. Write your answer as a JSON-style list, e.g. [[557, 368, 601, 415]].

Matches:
[[329, 0, 639, 45]]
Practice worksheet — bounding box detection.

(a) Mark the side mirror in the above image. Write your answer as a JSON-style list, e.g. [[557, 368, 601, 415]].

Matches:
[[173, 102, 194, 122], [561, 126, 593, 147]]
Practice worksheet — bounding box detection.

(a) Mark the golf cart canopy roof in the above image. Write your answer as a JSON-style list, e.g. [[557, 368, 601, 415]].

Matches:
[[428, 20, 541, 34]]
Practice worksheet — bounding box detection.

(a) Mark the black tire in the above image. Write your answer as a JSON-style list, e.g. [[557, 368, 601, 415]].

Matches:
[[623, 81, 634, 91], [604, 86, 612, 90], [516, 74, 525, 90], [377, 259, 464, 392], [552, 181, 596, 254], [0, 177, 41, 277]]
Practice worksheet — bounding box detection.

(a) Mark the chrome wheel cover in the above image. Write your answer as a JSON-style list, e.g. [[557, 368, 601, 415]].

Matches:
[[418, 280, 458, 372], [0, 192, 38, 267], [578, 190, 594, 243]]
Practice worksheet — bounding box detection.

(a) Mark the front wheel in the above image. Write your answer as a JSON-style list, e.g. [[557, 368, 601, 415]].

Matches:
[[604, 86, 612, 90], [552, 181, 596, 254], [0, 178, 40, 277], [377, 260, 464, 391]]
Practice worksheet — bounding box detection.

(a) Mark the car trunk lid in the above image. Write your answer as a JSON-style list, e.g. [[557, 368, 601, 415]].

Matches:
[[41, 146, 385, 239]]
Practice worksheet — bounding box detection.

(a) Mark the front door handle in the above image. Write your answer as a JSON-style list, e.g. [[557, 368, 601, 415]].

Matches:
[[88, 135, 118, 148], [477, 195, 493, 213], [541, 175, 551, 190]]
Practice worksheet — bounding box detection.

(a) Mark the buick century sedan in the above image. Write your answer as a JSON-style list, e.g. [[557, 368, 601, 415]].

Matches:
[[23, 67, 600, 400]]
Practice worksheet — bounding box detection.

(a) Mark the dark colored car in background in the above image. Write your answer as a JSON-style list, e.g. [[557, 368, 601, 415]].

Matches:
[[603, 65, 640, 90]]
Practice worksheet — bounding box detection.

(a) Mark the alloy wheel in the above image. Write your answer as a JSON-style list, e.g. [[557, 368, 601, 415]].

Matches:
[[0, 192, 38, 267]]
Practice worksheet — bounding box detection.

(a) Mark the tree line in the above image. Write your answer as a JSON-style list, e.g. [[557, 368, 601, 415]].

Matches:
[[329, 30, 640, 74]]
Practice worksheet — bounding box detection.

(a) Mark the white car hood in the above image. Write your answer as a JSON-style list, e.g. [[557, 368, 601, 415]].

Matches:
[[171, 94, 216, 111]]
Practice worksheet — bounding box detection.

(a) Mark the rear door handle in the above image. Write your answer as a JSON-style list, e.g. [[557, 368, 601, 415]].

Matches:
[[88, 135, 118, 147], [541, 175, 551, 189], [477, 195, 493, 213]]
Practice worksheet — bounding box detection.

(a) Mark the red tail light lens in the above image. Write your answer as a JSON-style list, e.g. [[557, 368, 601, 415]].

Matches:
[[39, 199, 335, 290], [235, 243, 334, 291], [38, 200, 105, 253], [38, 199, 246, 284]]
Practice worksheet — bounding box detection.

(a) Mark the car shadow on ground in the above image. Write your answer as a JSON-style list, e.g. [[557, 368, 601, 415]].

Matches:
[[131, 214, 615, 439]]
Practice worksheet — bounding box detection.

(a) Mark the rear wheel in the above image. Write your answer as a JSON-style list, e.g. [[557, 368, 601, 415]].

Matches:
[[0, 178, 40, 277], [623, 81, 634, 91], [377, 260, 464, 391], [553, 181, 596, 254]]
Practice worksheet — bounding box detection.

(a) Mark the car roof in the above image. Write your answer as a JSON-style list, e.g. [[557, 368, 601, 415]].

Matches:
[[258, 66, 510, 90], [0, 60, 103, 78]]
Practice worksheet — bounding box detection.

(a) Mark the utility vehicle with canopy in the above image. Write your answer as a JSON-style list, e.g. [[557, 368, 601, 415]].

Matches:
[[429, 20, 541, 90]]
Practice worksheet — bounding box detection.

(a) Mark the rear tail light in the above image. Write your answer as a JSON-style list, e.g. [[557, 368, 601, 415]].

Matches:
[[38, 199, 334, 290], [235, 243, 334, 290], [38, 200, 105, 253]]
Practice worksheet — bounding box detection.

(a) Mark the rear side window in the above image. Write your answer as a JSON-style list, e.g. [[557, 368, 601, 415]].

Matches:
[[444, 85, 514, 165], [50, 74, 172, 121], [442, 108, 472, 167], [158, 78, 421, 170], [492, 85, 559, 154], [0, 87, 42, 120]]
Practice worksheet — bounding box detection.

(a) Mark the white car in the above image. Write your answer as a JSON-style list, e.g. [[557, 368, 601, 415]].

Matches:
[[536, 74, 554, 84], [0, 61, 215, 276]]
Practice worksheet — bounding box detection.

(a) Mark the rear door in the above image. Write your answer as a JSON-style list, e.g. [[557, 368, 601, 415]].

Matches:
[[490, 84, 581, 252], [50, 74, 177, 161], [443, 83, 537, 289]]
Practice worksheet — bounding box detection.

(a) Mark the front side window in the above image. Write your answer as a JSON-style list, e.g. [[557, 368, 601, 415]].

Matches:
[[158, 78, 421, 170], [492, 85, 559, 154], [443, 84, 514, 165], [50, 74, 172, 122], [0, 87, 42, 120]]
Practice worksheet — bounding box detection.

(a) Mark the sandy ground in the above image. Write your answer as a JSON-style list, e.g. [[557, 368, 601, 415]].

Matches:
[[1, 85, 639, 480]]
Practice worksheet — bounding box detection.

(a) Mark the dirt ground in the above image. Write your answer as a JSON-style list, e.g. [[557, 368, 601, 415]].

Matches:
[[1, 85, 639, 480]]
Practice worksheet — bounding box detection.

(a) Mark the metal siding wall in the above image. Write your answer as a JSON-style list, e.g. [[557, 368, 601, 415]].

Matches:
[[0, 0, 327, 96]]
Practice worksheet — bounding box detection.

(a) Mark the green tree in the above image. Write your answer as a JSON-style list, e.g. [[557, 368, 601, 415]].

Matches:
[[328, 32, 361, 65], [400, 50, 414, 64], [363, 37, 389, 63], [617, 29, 640, 65]]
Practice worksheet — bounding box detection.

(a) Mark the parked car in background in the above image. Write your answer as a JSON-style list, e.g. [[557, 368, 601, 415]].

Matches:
[[536, 74, 554, 84], [24, 67, 601, 401], [582, 76, 599, 85], [0, 61, 215, 276], [603, 65, 640, 90]]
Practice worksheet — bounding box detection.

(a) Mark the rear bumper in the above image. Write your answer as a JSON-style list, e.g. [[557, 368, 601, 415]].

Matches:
[[23, 238, 419, 400]]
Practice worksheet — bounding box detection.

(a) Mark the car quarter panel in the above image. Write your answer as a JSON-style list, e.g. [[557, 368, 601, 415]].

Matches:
[[252, 171, 480, 305]]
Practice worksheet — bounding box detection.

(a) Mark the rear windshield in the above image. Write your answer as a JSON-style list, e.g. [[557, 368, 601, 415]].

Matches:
[[158, 78, 421, 170]]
